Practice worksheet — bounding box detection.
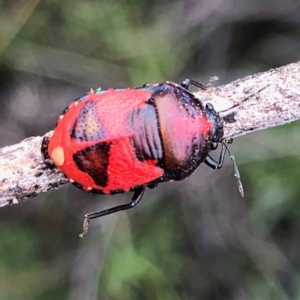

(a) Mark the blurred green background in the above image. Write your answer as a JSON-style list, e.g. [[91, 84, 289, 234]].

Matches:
[[1, 1, 300, 299]]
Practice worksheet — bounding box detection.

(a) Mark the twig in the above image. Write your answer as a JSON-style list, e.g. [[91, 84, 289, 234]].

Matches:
[[198, 62, 300, 138], [1, 61, 300, 207]]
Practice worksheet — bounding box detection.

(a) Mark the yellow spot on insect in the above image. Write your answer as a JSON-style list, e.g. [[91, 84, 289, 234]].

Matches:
[[87, 187, 92, 191], [50, 146, 65, 167], [74, 101, 79, 105], [69, 179, 74, 183], [59, 115, 64, 120]]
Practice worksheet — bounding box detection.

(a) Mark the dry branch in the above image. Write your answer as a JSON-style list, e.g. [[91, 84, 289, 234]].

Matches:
[[1, 61, 300, 207]]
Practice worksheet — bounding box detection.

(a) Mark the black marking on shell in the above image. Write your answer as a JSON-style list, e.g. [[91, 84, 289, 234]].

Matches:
[[73, 142, 111, 187]]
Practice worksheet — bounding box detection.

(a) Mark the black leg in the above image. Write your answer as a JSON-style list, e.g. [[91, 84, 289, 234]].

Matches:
[[147, 182, 158, 189], [79, 186, 146, 238], [181, 78, 207, 91], [142, 83, 151, 88], [204, 143, 227, 169], [204, 143, 244, 197]]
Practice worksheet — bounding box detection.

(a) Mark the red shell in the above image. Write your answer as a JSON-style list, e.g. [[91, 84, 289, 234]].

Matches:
[[47, 88, 164, 194], [43, 82, 222, 196]]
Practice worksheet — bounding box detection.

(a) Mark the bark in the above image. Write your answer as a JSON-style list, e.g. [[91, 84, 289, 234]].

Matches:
[[1, 61, 300, 207]]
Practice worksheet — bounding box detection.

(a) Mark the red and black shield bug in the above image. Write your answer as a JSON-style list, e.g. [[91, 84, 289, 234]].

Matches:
[[41, 79, 243, 237]]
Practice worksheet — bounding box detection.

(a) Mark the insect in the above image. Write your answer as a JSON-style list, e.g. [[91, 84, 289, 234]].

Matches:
[[41, 79, 243, 238]]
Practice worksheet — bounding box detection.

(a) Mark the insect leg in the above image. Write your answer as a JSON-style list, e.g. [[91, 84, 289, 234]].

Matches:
[[204, 143, 244, 197], [204, 143, 227, 169], [79, 185, 146, 238], [180, 79, 207, 90]]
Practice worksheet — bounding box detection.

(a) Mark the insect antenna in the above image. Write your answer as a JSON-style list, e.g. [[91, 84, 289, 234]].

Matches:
[[222, 141, 244, 197]]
